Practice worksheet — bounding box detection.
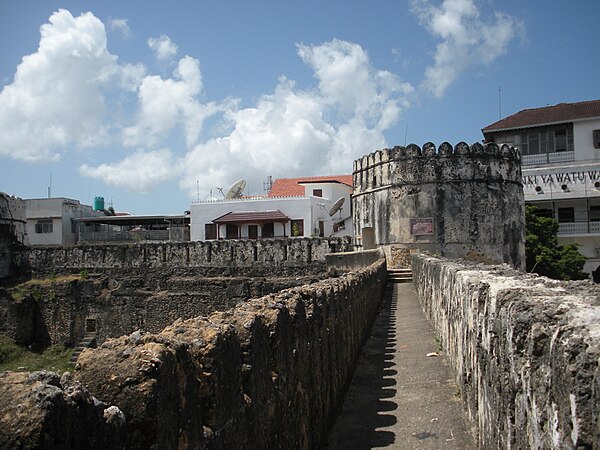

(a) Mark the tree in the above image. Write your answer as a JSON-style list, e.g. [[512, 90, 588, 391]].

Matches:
[[525, 205, 588, 280]]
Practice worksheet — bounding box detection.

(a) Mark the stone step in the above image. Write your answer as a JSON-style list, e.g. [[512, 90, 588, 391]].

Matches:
[[387, 269, 413, 283], [69, 333, 97, 363]]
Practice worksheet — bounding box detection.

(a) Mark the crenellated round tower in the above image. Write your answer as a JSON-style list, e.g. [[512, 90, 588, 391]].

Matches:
[[352, 141, 525, 269]]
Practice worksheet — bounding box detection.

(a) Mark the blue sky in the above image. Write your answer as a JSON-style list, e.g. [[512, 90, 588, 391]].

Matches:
[[1, 0, 599, 214]]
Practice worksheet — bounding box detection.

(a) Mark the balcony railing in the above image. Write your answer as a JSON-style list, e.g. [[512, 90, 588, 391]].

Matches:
[[522, 150, 575, 166], [557, 221, 600, 236], [78, 229, 189, 243]]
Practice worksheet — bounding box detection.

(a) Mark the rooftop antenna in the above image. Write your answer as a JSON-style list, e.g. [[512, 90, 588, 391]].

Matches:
[[225, 179, 247, 199], [48, 173, 52, 198], [196, 180, 200, 202], [216, 187, 225, 198], [404, 125, 408, 146], [263, 175, 273, 193], [329, 197, 345, 219], [498, 86, 502, 119]]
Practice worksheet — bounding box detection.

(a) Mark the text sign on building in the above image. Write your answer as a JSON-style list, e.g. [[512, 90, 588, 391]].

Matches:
[[410, 218, 434, 236]]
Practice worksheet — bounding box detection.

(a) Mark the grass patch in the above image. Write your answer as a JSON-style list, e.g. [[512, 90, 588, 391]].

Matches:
[[7, 275, 84, 301], [0, 334, 74, 373], [434, 336, 443, 352]]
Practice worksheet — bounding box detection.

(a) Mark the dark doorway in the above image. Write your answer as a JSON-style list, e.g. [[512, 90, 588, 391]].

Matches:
[[318, 221, 324, 237], [85, 319, 97, 333], [262, 222, 274, 238], [226, 224, 239, 239], [248, 225, 258, 239]]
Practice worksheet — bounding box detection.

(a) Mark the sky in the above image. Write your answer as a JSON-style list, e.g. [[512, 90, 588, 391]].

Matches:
[[1, 0, 599, 214]]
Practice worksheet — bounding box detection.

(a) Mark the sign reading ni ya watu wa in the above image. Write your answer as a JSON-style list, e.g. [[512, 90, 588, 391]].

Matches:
[[410, 218, 434, 236], [522, 169, 600, 186]]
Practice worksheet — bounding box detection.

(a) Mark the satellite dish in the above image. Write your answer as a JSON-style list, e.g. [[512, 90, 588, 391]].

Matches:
[[225, 179, 246, 199], [329, 197, 345, 217]]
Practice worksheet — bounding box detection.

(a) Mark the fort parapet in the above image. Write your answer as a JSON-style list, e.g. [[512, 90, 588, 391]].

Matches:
[[352, 142, 525, 269]]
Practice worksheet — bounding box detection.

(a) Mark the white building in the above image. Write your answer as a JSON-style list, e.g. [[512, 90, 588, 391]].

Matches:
[[190, 176, 352, 241], [482, 99, 600, 278], [25, 197, 104, 246]]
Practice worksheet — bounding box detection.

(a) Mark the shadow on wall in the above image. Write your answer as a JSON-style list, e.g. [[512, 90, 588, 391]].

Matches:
[[326, 282, 398, 448]]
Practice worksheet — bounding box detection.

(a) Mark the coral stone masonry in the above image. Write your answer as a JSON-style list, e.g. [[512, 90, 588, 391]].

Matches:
[[352, 142, 525, 269]]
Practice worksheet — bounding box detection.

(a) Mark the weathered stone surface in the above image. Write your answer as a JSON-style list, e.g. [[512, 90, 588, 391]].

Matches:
[[1, 268, 328, 348], [72, 258, 387, 449], [0, 193, 29, 283], [26, 237, 352, 276], [0, 370, 125, 449], [352, 143, 525, 269], [412, 254, 600, 449]]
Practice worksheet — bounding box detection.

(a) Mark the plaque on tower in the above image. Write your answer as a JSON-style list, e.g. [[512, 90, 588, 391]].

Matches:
[[410, 218, 434, 236]]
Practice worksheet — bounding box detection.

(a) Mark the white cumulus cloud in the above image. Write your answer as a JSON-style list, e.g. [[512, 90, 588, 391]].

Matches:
[[411, 0, 521, 97], [0, 9, 121, 161], [80, 149, 179, 192], [178, 40, 413, 198], [123, 56, 230, 148], [147, 34, 178, 61], [0, 9, 147, 162], [109, 18, 131, 39]]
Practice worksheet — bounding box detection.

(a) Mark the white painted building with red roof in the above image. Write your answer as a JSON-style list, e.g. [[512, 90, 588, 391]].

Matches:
[[482, 99, 600, 278], [189, 176, 352, 241]]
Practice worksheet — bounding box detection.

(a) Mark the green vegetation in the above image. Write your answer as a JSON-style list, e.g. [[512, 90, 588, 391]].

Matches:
[[434, 336, 443, 352], [525, 205, 588, 281], [292, 222, 300, 237], [0, 334, 74, 373]]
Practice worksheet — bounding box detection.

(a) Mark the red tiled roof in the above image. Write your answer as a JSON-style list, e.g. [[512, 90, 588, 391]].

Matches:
[[268, 175, 352, 197], [213, 210, 290, 224], [482, 100, 600, 137]]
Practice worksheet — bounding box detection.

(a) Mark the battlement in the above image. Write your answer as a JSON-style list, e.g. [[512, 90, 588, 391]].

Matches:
[[353, 141, 522, 195], [354, 141, 521, 170]]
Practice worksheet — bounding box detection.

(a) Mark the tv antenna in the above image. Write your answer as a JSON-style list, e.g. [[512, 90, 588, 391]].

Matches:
[[263, 175, 273, 193], [225, 179, 246, 199], [216, 187, 225, 198], [329, 197, 345, 218]]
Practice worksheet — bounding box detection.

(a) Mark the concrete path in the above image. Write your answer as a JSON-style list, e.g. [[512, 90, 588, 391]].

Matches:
[[326, 282, 474, 449]]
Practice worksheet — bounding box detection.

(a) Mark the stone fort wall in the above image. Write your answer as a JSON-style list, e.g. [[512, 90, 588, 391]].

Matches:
[[413, 254, 600, 449], [1, 258, 387, 449], [27, 237, 352, 276], [352, 142, 525, 269], [2, 237, 352, 348]]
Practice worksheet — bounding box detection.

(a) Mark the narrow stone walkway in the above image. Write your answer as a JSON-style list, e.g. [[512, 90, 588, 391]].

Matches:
[[326, 282, 474, 449]]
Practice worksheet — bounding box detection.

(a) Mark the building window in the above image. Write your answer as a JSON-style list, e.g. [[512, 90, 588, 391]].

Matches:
[[528, 132, 540, 155], [554, 129, 567, 152], [225, 224, 239, 239], [248, 225, 258, 239], [590, 206, 600, 222], [35, 219, 53, 234], [558, 207, 575, 223], [205, 223, 217, 240], [291, 219, 304, 237], [312, 189, 322, 197], [533, 208, 553, 219]]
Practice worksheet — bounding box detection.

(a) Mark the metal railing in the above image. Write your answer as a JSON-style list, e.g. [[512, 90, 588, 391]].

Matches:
[[522, 151, 575, 166], [78, 229, 190, 243]]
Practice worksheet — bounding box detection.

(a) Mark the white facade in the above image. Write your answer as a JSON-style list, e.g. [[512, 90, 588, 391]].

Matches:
[[484, 101, 600, 278], [25, 198, 103, 246], [190, 181, 352, 241]]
